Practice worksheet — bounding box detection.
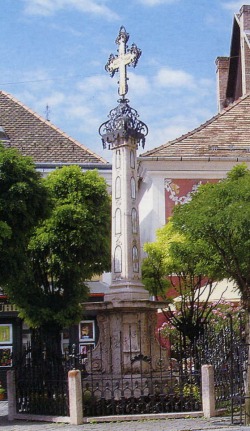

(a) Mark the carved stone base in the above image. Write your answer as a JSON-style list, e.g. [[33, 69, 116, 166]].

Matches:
[[104, 281, 150, 302], [83, 300, 168, 375]]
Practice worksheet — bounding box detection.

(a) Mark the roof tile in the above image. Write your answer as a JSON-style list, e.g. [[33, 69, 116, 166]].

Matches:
[[141, 94, 250, 159], [0, 91, 108, 165]]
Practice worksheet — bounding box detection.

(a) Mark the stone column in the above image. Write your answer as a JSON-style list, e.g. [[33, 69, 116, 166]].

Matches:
[[105, 134, 149, 302], [7, 370, 16, 421], [68, 370, 83, 425], [202, 364, 216, 418]]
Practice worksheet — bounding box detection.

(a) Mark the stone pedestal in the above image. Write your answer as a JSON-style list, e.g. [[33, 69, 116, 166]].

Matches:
[[84, 299, 168, 375], [104, 281, 149, 302]]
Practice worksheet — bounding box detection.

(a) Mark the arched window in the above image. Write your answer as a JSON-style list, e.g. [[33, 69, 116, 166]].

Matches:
[[131, 208, 137, 233], [132, 245, 139, 273], [131, 177, 136, 199], [130, 150, 135, 169], [115, 176, 121, 199], [116, 150, 121, 169], [114, 246, 122, 273], [115, 208, 121, 234]]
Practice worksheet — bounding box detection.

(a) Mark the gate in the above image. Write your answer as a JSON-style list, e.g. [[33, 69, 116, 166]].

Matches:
[[199, 314, 247, 424]]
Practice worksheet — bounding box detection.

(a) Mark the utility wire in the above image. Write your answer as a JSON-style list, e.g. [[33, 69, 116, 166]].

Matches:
[[0, 56, 233, 87]]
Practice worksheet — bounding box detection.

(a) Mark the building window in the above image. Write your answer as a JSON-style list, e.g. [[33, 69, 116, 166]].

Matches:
[[131, 208, 137, 233], [115, 176, 121, 199], [132, 245, 139, 272], [114, 246, 122, 273], [131, 177, 136, 199], [115, 208, 121, 234]]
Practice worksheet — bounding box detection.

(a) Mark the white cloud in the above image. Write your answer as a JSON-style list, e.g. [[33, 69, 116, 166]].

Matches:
[[77, 75, 112, 93], [144, 109, 214, 151], [33, 92, 66, 117], [22, 0, 119, 20], [136, 65, 216, 152], [9, 60, 216, 163], [127, 72, 150, 96], [50, 23, 84, 37], [155, 66, 195, 89], [67, 104, 92, 119]]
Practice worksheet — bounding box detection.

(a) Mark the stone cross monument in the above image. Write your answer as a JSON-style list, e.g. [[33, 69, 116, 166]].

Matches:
[[84, 27, 167, 375], [100, 26, 149, 302]]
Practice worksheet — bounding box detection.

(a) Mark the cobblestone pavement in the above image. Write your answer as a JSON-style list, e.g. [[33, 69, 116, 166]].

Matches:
[[0, 402, 249, 431]]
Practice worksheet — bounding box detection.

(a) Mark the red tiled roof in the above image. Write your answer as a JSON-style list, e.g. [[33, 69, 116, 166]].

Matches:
[[0, 91, 108, 165], [141, 94, 250, 159]]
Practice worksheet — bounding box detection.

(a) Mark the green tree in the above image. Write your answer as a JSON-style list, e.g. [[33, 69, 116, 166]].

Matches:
[[0, 144, 49, 286], [7, 166, 111, 354], [142, 222, 219, 343], [171, 164, 250, 423]]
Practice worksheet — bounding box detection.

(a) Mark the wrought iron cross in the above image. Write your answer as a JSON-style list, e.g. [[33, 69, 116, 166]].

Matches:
[[105, 26, 141, 98]]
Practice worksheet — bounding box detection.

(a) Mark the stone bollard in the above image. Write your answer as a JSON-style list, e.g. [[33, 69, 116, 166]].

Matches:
[[7, 369, 16, 421], [68, 370, 83, 425], [202, 364, 215, 418]]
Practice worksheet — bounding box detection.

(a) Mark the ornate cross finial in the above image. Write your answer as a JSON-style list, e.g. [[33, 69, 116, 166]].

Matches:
[[45, 104, 51, 121], [105, 26, 141, 98]]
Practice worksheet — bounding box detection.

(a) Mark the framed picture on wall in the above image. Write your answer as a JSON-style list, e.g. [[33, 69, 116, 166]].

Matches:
[[62, 343, 69, 354], [79, 320, 95, 341], [0, 324, 12, 344], [79, 343, 95, 356], [61, 328, 69, 354], [0, 346, 12, 367]]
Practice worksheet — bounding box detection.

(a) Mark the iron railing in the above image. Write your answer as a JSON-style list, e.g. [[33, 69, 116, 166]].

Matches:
[[15, 343, 70, 416], [80, 330, 202, 417], [13, 313, 247, 420]]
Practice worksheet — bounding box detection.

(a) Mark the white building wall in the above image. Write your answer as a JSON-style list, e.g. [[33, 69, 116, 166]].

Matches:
[[138, 157, 250, 252]]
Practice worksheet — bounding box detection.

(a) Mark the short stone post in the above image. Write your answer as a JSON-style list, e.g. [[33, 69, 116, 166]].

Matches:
[[68, 370, 83, 425], [202, 364, 215, 418], [7, 369, 16, 421]]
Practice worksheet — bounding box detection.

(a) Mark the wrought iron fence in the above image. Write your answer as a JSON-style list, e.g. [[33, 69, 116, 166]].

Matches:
[[198, 314, 247, 423], [15, 342, 70, 416], [79, 331, 202, 417], [13, 313, 247, 420]]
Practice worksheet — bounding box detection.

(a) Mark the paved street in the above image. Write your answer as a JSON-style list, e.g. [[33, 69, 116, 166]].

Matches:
[[0, 402, 249, 431]]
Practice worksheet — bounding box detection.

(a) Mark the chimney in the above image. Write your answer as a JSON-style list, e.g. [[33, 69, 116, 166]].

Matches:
[[215, 56, 230, 112], [238, 5, 250, 95], [239, 5, 250, 30]]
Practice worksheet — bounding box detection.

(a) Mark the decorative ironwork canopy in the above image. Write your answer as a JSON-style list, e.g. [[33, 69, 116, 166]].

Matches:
[[99, 98, 148, 149]]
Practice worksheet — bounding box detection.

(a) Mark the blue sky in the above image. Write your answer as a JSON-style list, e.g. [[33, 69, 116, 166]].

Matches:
[[0, 0, 246, 162]]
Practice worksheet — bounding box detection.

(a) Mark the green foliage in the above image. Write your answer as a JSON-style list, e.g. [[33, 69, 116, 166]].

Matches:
[[172, 163, 250, 310], [0, 151, 110, 343], [142, 221, 219, 342], [0, 144, 49, 286], [183, 383, 200, 401], [142, 222, 185, 298], [0, 382, 5, 394], [142, 243, 170, 298], [9, 166, 111, 330]]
